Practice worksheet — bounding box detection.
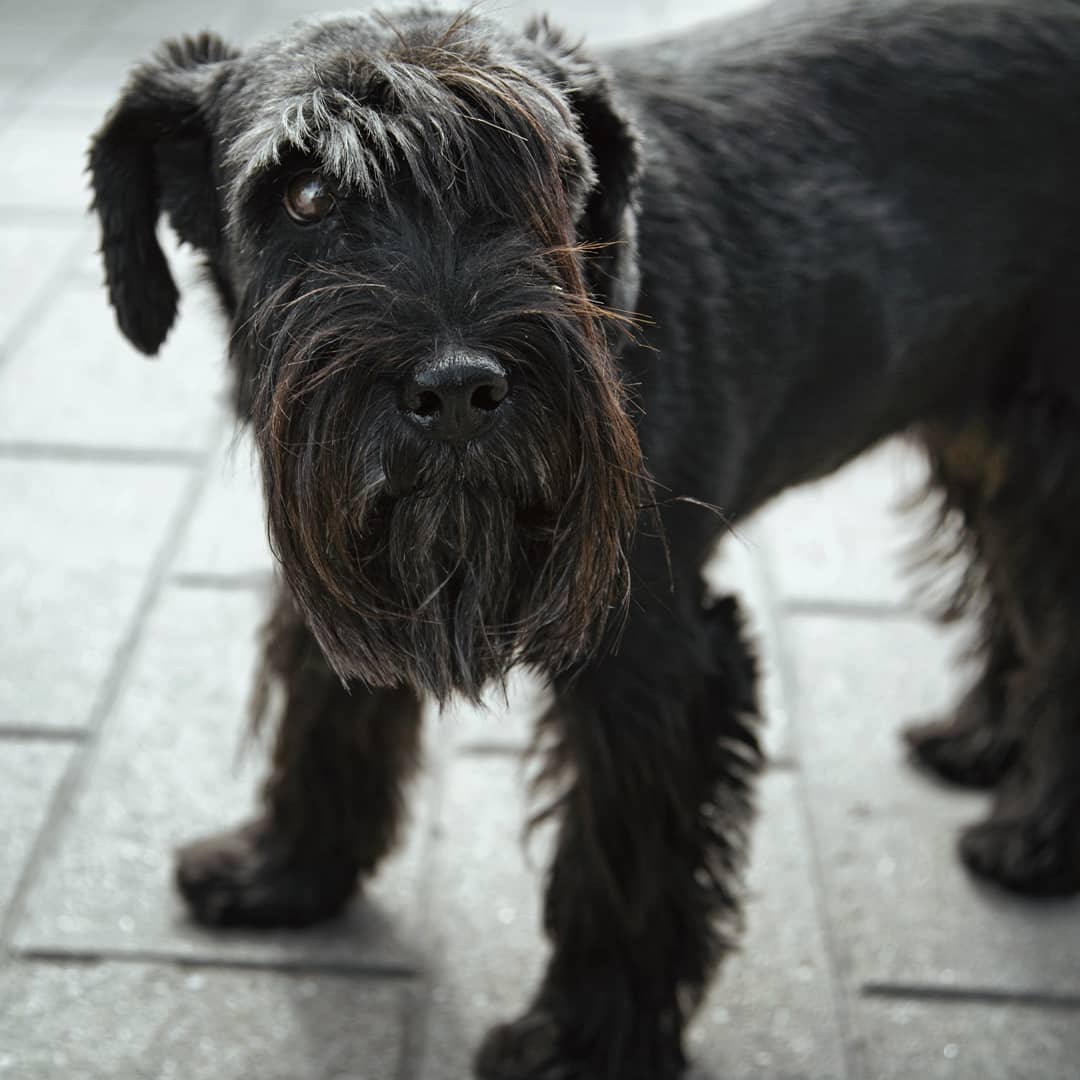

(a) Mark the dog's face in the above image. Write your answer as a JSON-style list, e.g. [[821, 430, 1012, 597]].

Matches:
[[91, 9, 646, 698]]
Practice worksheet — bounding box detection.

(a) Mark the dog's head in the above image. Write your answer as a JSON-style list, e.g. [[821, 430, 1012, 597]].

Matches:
[[91, 8, 646, 699]]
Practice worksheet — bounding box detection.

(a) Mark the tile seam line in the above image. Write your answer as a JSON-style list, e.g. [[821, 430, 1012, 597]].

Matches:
[[0, 727, 86, 743], [11, 946, 420, 981], [861, 982, 1080, 1011], [0, 207, 89, 221], [783, 599, 916, 620], [0, 443, 204, 465], [0, 416, 227, 951], [747, 526, 863, 1080], [172, 571, 274, 590]]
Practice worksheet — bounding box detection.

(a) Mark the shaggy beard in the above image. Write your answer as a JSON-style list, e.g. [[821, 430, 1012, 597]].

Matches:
[[256, 378, 640, 702], [349, 477, 559, 698]]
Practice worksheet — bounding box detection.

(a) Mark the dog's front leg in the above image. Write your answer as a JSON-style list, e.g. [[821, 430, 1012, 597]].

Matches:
[[175, 581, 423, 927], [478, 577, 762, 1080]]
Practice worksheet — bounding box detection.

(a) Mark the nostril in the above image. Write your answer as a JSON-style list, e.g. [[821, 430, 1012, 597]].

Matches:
[[413, 389, 442, 418], [471, 380, 507, 412]]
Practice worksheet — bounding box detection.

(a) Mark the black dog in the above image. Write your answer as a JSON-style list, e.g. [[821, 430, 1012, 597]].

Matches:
[[90, 1, 1080, 1075]]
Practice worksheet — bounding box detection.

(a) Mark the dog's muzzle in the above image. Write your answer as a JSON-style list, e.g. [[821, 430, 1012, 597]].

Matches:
[[399, 349, 509, 443]]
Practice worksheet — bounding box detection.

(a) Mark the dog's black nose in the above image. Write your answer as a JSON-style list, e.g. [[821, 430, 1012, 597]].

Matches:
[[401, 350, 509, 442]]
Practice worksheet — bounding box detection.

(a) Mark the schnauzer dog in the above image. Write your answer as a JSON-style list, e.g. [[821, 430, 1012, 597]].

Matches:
[[90, 0, 1080, 1075]]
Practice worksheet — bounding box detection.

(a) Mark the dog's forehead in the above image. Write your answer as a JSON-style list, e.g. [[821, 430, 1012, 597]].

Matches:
[[236, 8, 510, 97], [219, 8, 588, 220]]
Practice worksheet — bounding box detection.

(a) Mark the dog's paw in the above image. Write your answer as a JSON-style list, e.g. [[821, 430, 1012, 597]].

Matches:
[[175, 819, 358, 928], [476, 1010, 583, 1080], [959, 811, 1080, 896], [903, 712, 1017, 789], [475, 1007, 683, 1080]]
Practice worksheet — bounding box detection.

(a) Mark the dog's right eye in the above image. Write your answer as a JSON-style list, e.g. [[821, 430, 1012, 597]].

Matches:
[[284, 172, 336, 224]]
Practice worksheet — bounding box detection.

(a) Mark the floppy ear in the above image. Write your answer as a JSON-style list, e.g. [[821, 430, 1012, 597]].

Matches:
[[526, 18, 643, 314], [89, 33, 238, 355]]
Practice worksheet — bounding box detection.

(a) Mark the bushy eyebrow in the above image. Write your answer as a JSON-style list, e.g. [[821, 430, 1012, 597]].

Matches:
[[226, 54, 583, 225]]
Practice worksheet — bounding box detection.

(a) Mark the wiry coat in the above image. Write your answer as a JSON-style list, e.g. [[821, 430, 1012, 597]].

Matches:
[[90, 2, 1080, 1077]]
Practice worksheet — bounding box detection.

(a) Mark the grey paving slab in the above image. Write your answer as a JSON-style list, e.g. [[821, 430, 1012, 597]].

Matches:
[[856, 998, 1080, 1080], [0, 113, 98, 211], [706, 528, 794, 763], [25, 44, 155, 113], [420, 762, 846, 1080], [0, 742, 73, 919], [418, 758, 544, 1080], [0, 459, 190, 731], [0, 61, 36, 95], [788, 612, 1080, 997], [0, 961, 406, 1080], [755, 439, 931, 608], [0, 0, 119, 32], [172, 431, 274, 578], [0, 458, 187, 575], [0, 13, 93, 69], [9, 62, 129, 113], [0, 221, 87, 348], [690, 771, 847, 1080], [0, 567, 144, 732], [0, 23, 60, 64], [0, 272, 229, 452], [15, 586, 434, 972]]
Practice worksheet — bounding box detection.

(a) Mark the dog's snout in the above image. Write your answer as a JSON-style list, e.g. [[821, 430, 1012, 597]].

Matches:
[[401, 350, 509, 442]]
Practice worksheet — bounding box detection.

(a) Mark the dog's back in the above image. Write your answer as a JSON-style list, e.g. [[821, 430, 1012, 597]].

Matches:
[[607, 0, 1080, 509]]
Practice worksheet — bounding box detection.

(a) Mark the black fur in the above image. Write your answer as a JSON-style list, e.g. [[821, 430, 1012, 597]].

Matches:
[[91, 1, 1080, 1076]]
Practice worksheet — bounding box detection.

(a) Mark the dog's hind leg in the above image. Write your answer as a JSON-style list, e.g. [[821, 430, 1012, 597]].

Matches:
[[903, 607, 1020, 788], [477, 542, 762, 1080], [960, 666, 1080, 897], [903, 434, 1022, 788], [920, 391, 1080, 896], [176, 582, 423, 927]]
